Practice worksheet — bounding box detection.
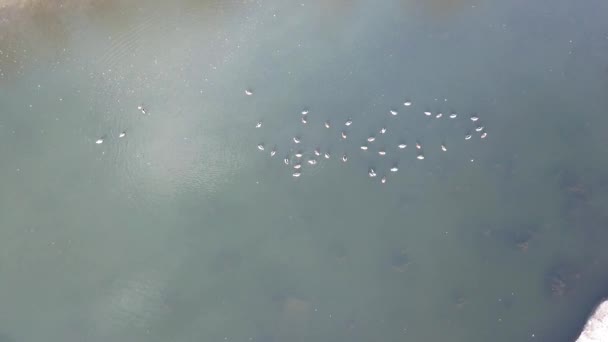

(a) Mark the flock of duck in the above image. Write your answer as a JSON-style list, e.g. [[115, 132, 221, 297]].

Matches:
[[94, 105, 148, 144], [93, 90, 488, 185], [249, 89, 488, 184]]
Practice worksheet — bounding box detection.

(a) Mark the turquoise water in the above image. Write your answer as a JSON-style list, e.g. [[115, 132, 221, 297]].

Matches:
[[1, 1, 608, 341]]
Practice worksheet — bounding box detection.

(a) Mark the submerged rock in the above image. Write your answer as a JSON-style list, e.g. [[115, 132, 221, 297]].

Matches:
[[327, 240, 348, 264], [556, 169, 594, 224], [450, 289, 469, 309], [251, 333, 275, 342], [545, 262, 582, 298], [480, 223, 537, 252], [283, 296, 311, 316], [209, 249, 243, 273], [389, 249, 410, 273], [559, 169, 591, 201], [549, 273, 568, 297], [273, 295, 313, 340], [513, 231, 534, 252]]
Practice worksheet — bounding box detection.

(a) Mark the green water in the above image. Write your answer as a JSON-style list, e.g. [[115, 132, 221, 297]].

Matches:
[[1, 1, 608, 341]]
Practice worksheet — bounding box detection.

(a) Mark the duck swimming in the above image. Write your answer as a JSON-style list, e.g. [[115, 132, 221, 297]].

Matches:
[[137, 104, 147, 115], [251, 95, 490, 181]]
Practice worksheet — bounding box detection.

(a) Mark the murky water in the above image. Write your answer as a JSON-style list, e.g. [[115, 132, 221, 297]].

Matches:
[[1, 0, 608, 341]]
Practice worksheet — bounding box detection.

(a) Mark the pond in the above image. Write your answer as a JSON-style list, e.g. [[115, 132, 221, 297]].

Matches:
[[1, 1, 608, 341]]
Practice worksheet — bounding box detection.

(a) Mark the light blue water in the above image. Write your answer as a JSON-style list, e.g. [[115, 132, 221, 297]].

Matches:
[[1, 1, 608, 341]]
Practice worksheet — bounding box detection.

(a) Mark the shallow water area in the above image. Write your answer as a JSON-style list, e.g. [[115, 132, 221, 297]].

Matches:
[[1, 1, 608, 342]]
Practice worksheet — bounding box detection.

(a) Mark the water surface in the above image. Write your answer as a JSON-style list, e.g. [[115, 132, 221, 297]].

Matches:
[[1, 1, 608, 341]]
